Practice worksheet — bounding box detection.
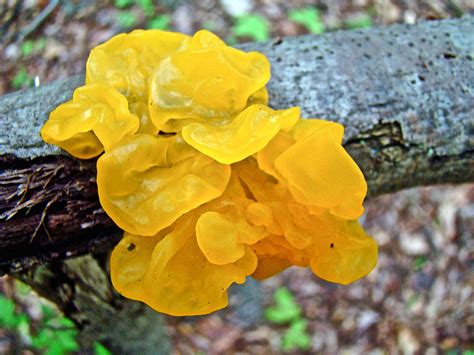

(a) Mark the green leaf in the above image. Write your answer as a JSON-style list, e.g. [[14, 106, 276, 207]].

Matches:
[[117, 11, 138, 28], [57, 316, 75, 327], [115, 0, 154, 16], [31, 325, 79, 354], [413, 256, 427, 271], [94, 342, 112, 355], [147, 15, 171, 30], [30, 311, 79, 355], [21, 38, 47, 57], [34, 37, 47, 51], [288, 7, 324, 34], [114, 0, 133, 8], [41, 304, 58, 322], [264, 287, 301, 324], [0, 292, 79, 354], [233, 15, 269, 42], [137, 0, 155, 17], [281, 319, 311, 351], [21, 40, 35, 56], [0, 294, 17, 327], [344, 13, 373, 29], [11, 67, 33, 89], [0, 294, 28, 328]]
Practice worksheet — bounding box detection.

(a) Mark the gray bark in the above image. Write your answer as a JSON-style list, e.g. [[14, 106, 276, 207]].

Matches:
[[248, 16, 474, 196], [0, 17, 473, 354]]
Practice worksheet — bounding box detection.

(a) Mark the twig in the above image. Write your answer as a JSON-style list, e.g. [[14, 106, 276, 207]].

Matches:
[[43, 164, 64, 189], [18, 0, 59, 41], [1, 167, 45, 220], [30, 191, 61, 242], [0, 0, 23, 39], [43, 223, 52, 242], [29, 176, 76, 243], [16, 170, 35, 205], [6, 168, 38, 201]]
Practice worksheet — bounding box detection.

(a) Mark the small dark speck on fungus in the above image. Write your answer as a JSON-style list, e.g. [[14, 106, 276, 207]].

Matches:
[[127, 243, 136, 251]]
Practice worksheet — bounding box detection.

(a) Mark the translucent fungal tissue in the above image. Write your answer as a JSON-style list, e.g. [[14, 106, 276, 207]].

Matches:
[[40, 84, 139, 158], [41, 29, 378, 316]]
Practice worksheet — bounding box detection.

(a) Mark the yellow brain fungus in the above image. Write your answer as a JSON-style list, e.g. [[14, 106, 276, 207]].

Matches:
[[129, 102, 159, 136], [97, 134, 230, 236], [40, 84, 139, 159], [196, 211, 268, 265], [111, 175, 259, 315], [233, 158, 377, 284], [182, 105, 300, 164], [86, 30, 190, 101], [41, 28, 378, 316], [110, 225, 257, 316], [258, 119, 367, 219], [149, 30, 271, 132]]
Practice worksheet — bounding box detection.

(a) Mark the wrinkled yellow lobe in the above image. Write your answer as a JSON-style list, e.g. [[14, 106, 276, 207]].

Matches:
[[245, 202, 275, 228], [247, 87, 269, 106], [182, 105, 300, 164], [232, 158, 377, 285], [196, 212, 246, 265], [257, 119, 367, 219], [40, 84, 139, 158], [129, 102, 159, 135], [252, 256, 292, 280], [86, 30, 190, 100], [275, 121, 367, 219], [97, 134, 230, 236], [149, 30, 271, 131], [308, 217, 378, 285], [196, 211, 268, 265], [111, 205, 258, 316]]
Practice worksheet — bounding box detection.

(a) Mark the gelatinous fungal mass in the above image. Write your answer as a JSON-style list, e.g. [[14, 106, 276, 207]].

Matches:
[[41, 29, 378, 316]]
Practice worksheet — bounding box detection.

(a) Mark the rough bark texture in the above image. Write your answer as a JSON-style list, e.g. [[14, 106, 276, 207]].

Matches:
[[0, 17, 473, 353], [0, 155, 119, 273]]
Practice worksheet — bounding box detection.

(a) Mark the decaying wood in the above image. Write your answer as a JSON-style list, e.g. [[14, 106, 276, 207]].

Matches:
[[0, 155, 120, 273], [1, 17, 473, 273]]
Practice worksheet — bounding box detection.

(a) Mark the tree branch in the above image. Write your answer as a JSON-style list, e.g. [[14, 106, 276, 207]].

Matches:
[[1, 17, 473, 273]]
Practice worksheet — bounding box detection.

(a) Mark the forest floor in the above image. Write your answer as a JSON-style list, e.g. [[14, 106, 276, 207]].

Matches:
[[1, 0, 473, 354]]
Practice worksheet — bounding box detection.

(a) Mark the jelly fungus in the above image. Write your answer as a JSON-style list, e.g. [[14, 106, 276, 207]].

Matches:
[[41, 29, 377, 316]]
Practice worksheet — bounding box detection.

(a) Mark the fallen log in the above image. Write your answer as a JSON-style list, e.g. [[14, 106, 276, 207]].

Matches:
[[1, 17, 473, 274]]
